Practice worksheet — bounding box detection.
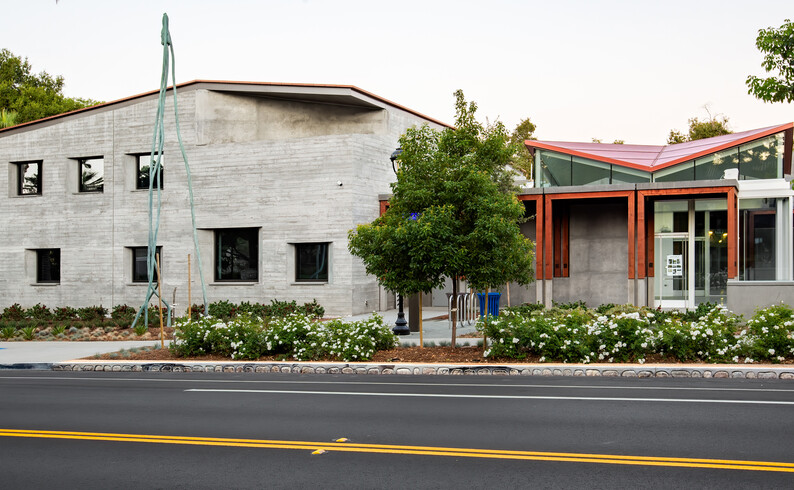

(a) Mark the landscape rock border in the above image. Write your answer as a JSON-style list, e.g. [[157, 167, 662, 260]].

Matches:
[[48, 361, 794, 379]]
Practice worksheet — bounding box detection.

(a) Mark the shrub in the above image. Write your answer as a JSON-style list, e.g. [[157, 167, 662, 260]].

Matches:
[[208, 300, 238, 319], [654, 305, 741, 362], [1, 326, 16, 339], [78, 306, 108, 322], [20, 326, 37, 341], [505, 303, 545, 316], [51, 325, 67, 336], [28, 303, 52, 320], [53, 307, 78, 321], [111, 304, 136, 322], [2, 303, 26, 321], [172, 313, 397, 362], [739, 303, 794, 363]]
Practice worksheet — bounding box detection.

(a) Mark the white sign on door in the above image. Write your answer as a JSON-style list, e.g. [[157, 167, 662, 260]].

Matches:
[[666, 255, 682, 277]]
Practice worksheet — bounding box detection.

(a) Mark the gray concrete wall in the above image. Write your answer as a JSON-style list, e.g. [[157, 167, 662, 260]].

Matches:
[[0, 85, 442, 317], [552, 203, 628, 307], [726, 281, 794, 318]]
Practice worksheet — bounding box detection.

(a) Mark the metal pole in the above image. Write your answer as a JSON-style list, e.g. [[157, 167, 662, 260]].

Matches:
[[156, 253, 165, 349], [187, 253, 191, 317]]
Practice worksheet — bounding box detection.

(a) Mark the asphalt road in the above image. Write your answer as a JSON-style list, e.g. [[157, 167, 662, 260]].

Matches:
[[1, 372, 793, 489]]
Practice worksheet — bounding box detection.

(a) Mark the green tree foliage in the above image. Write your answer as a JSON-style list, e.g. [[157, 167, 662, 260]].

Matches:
[[746, 19, 794, 103], [348, 90, 535, 343], [0, 48, 100, 126], [509, 117, 537, 178], [667, 113, 731, 145]]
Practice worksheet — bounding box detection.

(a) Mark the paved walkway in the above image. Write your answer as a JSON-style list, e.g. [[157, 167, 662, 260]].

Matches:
[[0, 308, 476, 365]]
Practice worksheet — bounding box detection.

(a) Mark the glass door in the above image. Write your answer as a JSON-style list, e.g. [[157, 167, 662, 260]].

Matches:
[[655, 233, 689, 308]]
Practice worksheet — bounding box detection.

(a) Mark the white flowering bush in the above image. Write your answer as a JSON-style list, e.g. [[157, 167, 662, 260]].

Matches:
[[654, 305, 741, 362], [172, 313, 397, 362], [739, 303, 794, 363], [481, 302, 794, 364], [479, 307, 656, 363]]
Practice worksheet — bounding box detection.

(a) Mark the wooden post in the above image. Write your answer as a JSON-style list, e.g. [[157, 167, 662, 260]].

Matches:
[[483, 287, 490, 353], [187, 253, 192, 318], [156, 253, 165, 349], [419, 293, 423, 349], [506, 282, 511, 307]]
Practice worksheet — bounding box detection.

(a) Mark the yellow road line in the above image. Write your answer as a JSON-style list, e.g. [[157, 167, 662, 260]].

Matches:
[[1, 429, 792, 473]]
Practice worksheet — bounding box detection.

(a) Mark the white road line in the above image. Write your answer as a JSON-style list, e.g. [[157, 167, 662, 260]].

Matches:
[[1, 375, 794, 393], [184, 388, 794, 405]]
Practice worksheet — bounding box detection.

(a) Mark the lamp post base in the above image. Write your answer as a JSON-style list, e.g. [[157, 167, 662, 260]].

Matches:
[[392, 294, 410, 335]]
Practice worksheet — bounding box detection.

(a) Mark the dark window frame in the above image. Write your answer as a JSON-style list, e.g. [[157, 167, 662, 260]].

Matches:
[[36, 248, 60, 284], [295, 242, 330, 283], [214, 228, 259, 282], [135, 153, 164, 190], [131, 246, 162, 283], [15, 161, 42, 195], [78, 156, 105, 193]]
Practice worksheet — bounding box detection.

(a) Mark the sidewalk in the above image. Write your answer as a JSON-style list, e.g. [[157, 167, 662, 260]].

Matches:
[[341, 306, 480, 346], [0, 308, 475, 365]]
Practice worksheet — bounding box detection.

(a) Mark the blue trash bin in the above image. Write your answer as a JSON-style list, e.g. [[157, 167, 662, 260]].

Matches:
[[477, 292, 501, 318]]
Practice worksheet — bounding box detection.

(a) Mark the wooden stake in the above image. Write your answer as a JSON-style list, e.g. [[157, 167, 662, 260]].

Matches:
[[506, 282, 511, 308], [156, 253, 165, 349], [483, 287, 490, 353], [419, 293, 424, 349], [187, 254, 192, 318]]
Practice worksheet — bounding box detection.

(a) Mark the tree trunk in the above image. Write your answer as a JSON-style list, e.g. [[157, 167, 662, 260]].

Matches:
[[451, 276, 457, 349]]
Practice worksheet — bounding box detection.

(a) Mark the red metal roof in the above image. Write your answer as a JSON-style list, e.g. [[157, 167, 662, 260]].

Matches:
[[527, 123, 793, 172]]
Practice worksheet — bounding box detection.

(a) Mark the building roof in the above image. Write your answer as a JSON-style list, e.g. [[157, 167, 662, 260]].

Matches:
[[526, 122, 793, 172], [0, 80, 452, 135]]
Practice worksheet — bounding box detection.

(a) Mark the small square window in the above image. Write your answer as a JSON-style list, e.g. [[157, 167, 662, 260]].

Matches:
[[215, 228, 259, 281], [79, 157, 104, 192], [16, 161, 42, 195], [131, 246, 161, 283], [137, 154, 164, 190], [36, 249, 60, 283], [296, 243, 329, 282]]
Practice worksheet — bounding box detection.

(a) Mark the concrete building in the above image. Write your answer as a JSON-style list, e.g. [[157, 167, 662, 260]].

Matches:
[[517, 124, 794, 317], [0, 81, 448, 316]]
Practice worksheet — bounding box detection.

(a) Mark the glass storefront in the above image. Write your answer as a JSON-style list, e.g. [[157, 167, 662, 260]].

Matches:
[[654, 199, 728, 308], [739, 198, 777, 280]]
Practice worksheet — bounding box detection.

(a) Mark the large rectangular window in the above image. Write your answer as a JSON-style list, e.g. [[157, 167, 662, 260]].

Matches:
[[16, 161, 42, 195], [137, 153, 164, 190], [694, 149, 738, 180], [131, 246, 161, 283], [739, 134, 783, 180], [537, 151, 571, 187], [653, 161, 695, 183], [295, 243, 329, 282], [79, 157, 104, 192], [215, 228, 258, 281], [36, 249, 60, 283], [571, 156, 610, 186], [739, 198, 777, 281]]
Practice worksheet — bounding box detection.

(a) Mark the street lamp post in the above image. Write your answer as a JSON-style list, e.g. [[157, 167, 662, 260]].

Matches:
[[390, 147, 410, 335]]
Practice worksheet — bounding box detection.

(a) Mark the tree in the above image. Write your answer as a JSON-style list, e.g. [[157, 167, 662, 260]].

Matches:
[[667, 111, 731, 144], [348, 90, 535, 345], [0, 48, 100, 126], [591, 138, 624, 144], [746, 19, 794, 103], [509, 117, 537, 178]]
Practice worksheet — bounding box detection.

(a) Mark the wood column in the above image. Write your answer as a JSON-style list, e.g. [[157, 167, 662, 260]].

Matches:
[[544, 195, 554, 281], [727, 188, 738, 279], [628, 191, 636, 280], [637, 191, 646, 279]]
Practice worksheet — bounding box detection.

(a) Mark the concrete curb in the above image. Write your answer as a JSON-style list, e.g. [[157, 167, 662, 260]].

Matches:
[[47, 361, 794, 379]]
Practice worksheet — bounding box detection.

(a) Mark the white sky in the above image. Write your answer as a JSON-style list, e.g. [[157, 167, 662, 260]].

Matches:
[[4, 0, 792, 144]]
